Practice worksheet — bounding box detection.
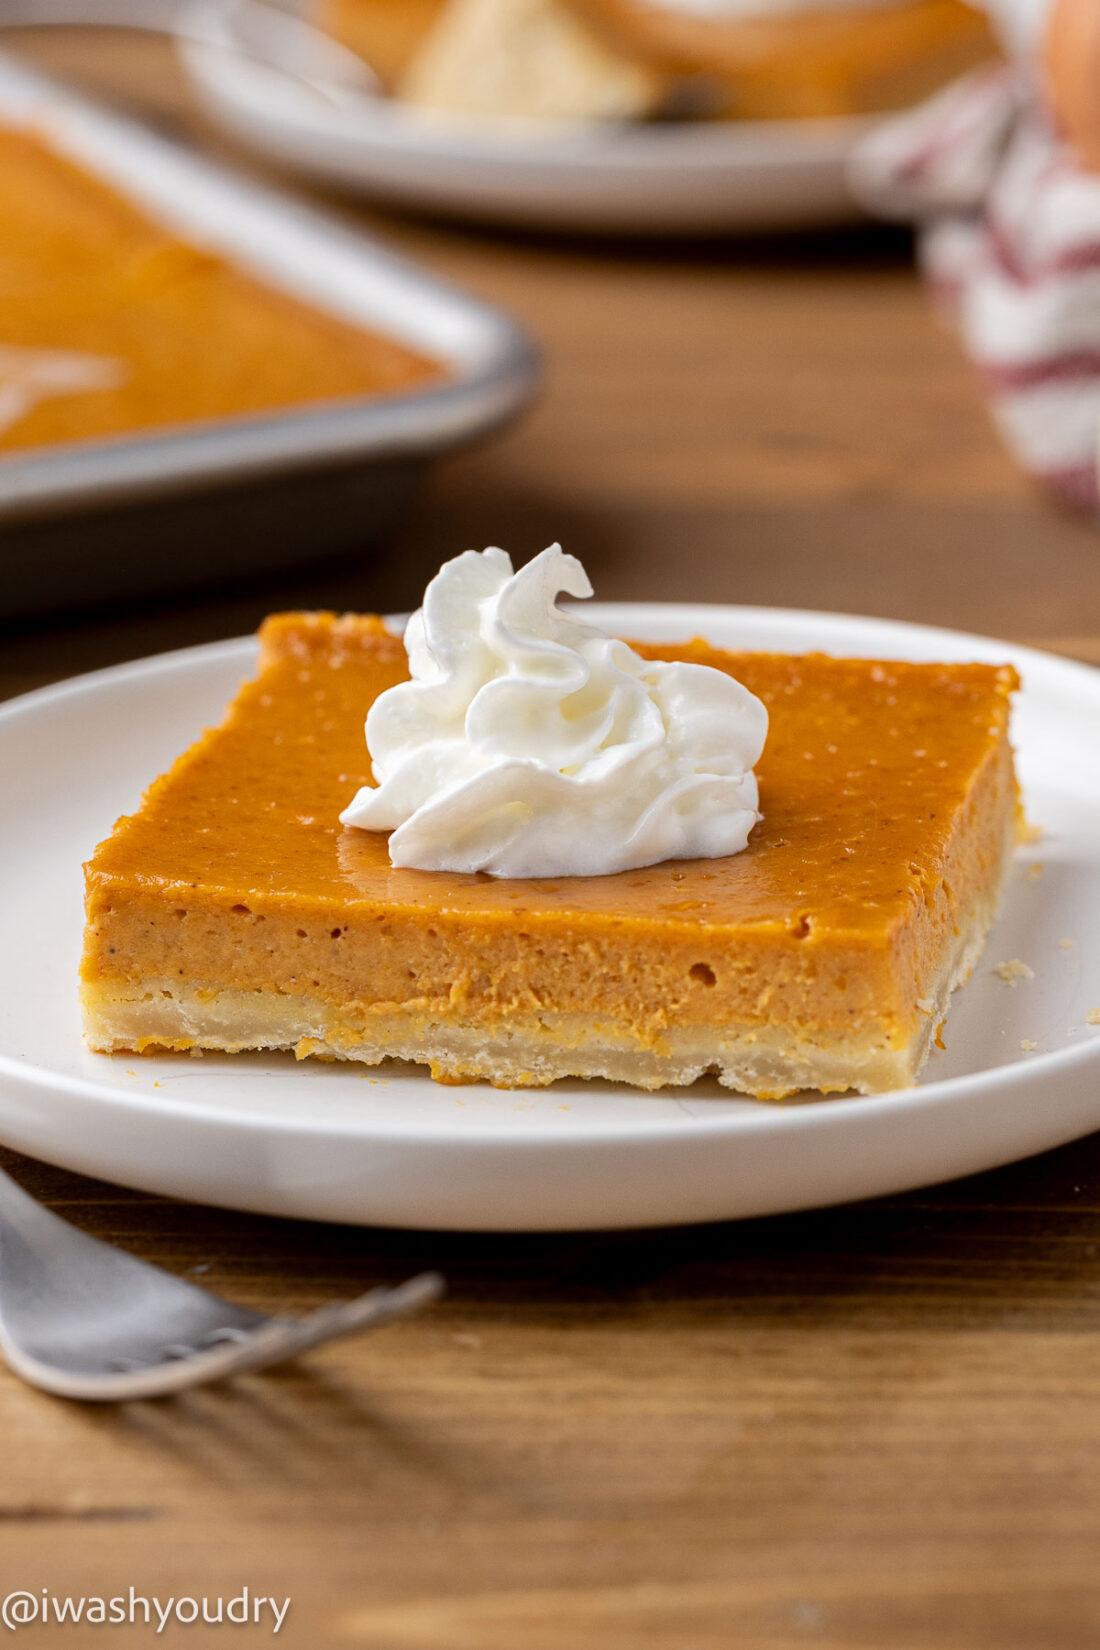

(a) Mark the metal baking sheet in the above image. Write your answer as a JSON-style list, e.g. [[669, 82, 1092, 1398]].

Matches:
[[0, 51, 539, 617]]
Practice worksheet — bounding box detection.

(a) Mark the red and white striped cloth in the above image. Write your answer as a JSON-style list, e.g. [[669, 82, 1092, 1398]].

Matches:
[[850, 64, 1100, 513]]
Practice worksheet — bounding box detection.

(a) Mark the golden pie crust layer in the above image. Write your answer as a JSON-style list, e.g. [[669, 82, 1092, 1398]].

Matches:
[[0, 127, 442, 455], [81, 614, 1019, 1098]]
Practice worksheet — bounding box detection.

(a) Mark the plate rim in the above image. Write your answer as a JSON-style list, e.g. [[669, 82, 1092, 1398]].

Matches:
[[4, 601, 1099, 1153]]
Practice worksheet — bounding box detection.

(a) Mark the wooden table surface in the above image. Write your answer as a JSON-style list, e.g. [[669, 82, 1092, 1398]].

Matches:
[[4, 32, 1100, 1650]]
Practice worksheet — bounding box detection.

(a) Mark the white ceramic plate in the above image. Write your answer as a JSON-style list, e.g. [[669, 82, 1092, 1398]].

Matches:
[[180, 24, 873, 235], [2, 605, 1099, 1231]]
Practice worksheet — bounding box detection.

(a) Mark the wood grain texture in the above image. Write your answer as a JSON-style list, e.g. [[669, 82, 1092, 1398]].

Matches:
[[2, 30, 1100, 1650]]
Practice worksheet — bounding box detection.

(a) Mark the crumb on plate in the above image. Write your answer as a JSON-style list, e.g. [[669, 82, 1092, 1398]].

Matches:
[[995, 958, 1035, 986]]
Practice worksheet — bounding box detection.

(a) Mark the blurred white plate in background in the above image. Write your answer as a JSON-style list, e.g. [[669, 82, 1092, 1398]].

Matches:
[[1, 606, 1098, 1231], [180, 15, 877, 235]]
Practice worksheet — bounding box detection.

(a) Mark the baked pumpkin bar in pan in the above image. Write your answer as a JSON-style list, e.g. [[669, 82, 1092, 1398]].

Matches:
[[0, 126, 442, 457]]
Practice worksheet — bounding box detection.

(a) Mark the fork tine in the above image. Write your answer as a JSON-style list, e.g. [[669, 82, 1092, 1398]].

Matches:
[[261, 1272, 447, 1356], [189, 1272, 447, 1382]]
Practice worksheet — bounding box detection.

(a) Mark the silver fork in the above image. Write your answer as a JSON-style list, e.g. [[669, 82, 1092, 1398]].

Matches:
[[0, 1165, 442, 1401]]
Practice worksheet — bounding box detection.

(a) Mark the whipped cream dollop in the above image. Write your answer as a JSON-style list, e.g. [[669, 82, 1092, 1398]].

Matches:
[[339, 544, 768, 879]]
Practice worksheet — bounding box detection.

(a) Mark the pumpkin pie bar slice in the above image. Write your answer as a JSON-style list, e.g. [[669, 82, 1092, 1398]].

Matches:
[[81, 613, 1020, 1098]]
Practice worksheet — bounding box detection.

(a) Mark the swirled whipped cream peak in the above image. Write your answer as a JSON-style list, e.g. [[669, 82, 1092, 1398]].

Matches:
[[339, 544, 768, 878]]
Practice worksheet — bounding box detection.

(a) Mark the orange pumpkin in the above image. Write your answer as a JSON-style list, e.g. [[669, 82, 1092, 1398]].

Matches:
[[1044, 0, 1100, 172]]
